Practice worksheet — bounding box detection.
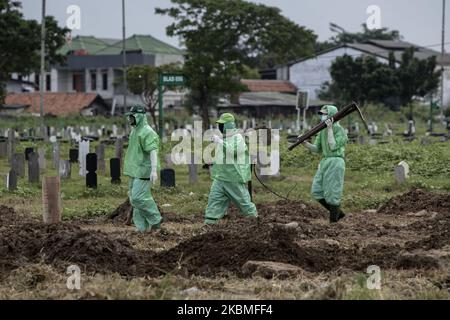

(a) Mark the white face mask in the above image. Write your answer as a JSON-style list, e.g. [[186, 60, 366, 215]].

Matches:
[[321, 115, 328, 121]]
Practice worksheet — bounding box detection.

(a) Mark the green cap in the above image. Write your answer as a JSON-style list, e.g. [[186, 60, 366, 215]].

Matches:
[[216, 113, 235, 124], [125, 105, 146, 116]]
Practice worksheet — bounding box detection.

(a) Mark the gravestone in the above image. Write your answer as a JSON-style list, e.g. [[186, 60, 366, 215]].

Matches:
[[42, 176, 61, 224], [69, 149, 79, 163], [0, 141, 7, 158], [59, 160, 71, 179], [7, 130, 16, 159], [0, 173, 7, 187], [78, 140, 90, 177], [38, 148, 46, 170], [25, 147, 34, 161], [188, 153, 198, 184], [95, 144, 106, 173], [7, 170, 17, 191], [52, 143, 60, 170], [115, 138, 123, 166], [161, 168, 176, 188], [86, 153, 97, 189], [394, 161, 410, 184], [11, 153, 25, 178], [28, 152, 40, 183], [110, 158, 121, 184]]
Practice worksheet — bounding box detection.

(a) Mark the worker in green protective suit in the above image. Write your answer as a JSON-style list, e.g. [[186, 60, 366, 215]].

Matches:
[[123, 105, 162, 232], [302, 105, 348, 223], [205, 113, 258, 224]]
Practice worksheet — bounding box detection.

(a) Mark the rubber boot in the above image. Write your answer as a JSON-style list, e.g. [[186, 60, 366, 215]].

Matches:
[[318, 199, 330, 211], [338, 208, 346, 221], [329, 205, 340, 223]]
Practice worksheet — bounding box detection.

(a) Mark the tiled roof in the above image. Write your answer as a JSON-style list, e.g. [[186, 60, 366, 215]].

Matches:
[[241, 80, 298, 93], [5, 92, 104, 116], [95, 34, 184, 55]]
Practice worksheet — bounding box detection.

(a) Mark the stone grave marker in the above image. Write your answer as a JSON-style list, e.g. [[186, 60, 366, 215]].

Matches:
[[37, 147, 46, 170], [11, 153, 25, 178], [28, 152, 40, 183], [394, 161, 410, 184], [86, 153, 97, 188], [7, 170, 17, 191], [52, 143, 60, 170], [59, 160, 71, 179], [25, 147, 34, 161], [95, 144, 106, 173], [78, 140, 90, 177], [69, 149, 79, 163], [161, 168, 176, 188], [110, 158, 121, 184]]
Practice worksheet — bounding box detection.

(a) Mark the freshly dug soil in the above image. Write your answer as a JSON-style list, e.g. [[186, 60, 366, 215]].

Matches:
[[1, 189, 449, 278], [377, 189, 450, 215]]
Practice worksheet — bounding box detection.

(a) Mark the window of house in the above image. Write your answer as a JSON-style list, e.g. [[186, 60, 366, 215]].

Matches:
[[91, 71, 97, 91], [102, 70, 108, 91], [46, 74, 51, 91]]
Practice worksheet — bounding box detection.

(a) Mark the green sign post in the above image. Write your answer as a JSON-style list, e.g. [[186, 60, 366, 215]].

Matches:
[[158, 73, 185, 138]]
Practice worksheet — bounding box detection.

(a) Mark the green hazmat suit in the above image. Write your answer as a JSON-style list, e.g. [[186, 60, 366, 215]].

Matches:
[[205, 115, 257, 224], [123, 109, 162, 232], [311, 105, 348, 207]]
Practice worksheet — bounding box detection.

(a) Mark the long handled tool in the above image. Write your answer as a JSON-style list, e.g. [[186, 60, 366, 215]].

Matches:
[[288, 101, 369, 151]]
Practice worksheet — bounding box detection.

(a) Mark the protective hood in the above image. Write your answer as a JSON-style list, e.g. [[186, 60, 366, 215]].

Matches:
[[223, 121, 236, 136], [133, 113, 148, 128], [321, 105, 339, 117]]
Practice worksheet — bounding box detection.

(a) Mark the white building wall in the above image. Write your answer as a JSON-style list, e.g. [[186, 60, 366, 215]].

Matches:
[[50, 69, 58, 92], [288, 47, 389, 100], [443, 66, 450, 109], [154, 54, 184, 67]]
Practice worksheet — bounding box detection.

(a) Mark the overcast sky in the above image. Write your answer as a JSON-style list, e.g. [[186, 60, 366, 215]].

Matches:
[[19, 0, 449, 52]]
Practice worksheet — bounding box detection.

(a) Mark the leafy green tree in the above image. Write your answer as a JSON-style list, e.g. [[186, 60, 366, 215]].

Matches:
[[0, 0, 69, 103], [156, 0, 316, 127], [127, 63, 182, 131], [330, 23, 401, 44], [319, 49, 440, 112]]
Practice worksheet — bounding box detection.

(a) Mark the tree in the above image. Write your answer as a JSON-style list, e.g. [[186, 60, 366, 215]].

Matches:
[[329, 23, 402, 44], [127, 63, 182, 131], [0, 0, 69, 103], [319, 49, 440, 111], [156, 0, 317, 128]]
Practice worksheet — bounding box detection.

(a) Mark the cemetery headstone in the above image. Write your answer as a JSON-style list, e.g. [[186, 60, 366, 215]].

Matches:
[[161, 168, 176, 188], [86, 153, 97, 189], [52, 143, 60, 170], [95, 144, 106, 173], [38, 148, 46, 170], [11, 153, 25, 178], [79, 140, 90, 177], [59, 160, 71, 179], [394, 161, 410, 184], [188, 154, 198, 184], [7, 130, 16, 159], [110, 158, 121, 184], [42, 176, 61, 224], [0, 141, 7, 158], [7, 170, 17, 191], [28, 152, 40, 183], [69, 149, 79, 163], [25, 147, 34, 161]]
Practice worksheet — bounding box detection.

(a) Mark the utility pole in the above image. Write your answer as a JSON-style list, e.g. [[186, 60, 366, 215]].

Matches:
[[441, 0, 446, 117], [122, 0, 127, 114], [39, 0, 46, 139]]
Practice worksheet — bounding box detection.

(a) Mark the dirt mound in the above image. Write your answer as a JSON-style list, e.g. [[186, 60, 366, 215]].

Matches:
[[377, 189, 450, 215], [0, 205, 37, 225], [0, 222, 138, 275], [109, 199, 201, 224]]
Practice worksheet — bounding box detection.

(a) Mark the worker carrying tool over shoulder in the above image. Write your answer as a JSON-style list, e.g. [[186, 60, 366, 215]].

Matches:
[[302, 105, 348, 223], [205, 113, 258, 224], [123, 105, 163, 232]]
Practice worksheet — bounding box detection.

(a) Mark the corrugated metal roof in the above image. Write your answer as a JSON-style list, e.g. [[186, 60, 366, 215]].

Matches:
[[58, 36, 113, 55], [94, 34, 184, 56]]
